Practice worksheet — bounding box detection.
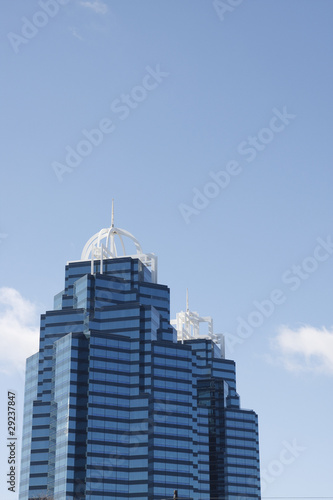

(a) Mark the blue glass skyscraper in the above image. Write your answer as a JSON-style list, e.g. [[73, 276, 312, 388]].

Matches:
[[19, 220, 261, 500]]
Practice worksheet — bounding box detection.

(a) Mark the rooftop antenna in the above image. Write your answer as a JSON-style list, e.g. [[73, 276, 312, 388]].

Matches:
[[186, 288, 189, 313], [111, 198, 115, 228]]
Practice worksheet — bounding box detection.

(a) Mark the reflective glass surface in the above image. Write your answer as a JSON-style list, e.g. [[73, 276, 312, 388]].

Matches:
[[20, 257, 261, 500]]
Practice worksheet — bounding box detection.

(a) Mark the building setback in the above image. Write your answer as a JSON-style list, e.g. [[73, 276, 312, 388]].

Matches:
[[19, 221, 261, 500]]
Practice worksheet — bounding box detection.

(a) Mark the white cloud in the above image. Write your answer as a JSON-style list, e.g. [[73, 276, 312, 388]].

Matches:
[[271, 324, 333, 375], [0, 288, 39, 375], [79, 0, 108, 14]]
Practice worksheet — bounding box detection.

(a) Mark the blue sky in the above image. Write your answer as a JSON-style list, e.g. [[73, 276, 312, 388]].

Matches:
[[1, 0, 333, 498]]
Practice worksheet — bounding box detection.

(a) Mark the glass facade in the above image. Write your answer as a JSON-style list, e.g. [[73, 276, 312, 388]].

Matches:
[[20, 256, 261, 500]]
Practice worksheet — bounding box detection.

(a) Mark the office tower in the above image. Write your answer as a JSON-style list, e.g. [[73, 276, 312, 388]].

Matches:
[[19, 219, 261, 500]]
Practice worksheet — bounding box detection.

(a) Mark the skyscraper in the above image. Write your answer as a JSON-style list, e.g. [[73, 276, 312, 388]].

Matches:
[[19, 219, 261, 500]]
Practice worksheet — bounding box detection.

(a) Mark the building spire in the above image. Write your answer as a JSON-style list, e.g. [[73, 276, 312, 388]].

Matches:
[[111, 198, 115, 228], [186, 288, 189, 313]]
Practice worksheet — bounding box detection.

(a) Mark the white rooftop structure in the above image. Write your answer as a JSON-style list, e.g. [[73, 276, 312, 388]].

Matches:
[[171, 290, 225, 357], [79, 201, 158, 282]]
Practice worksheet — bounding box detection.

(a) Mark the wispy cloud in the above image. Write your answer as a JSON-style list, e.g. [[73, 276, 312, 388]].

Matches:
[[0, 288, 39, 375], [270, 325, 333, 375], [79, 0, 108, 14]]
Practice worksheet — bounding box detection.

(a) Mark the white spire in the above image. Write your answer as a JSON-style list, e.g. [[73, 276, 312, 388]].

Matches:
[[79, 207, 158, 282], [171, 292, 225, 358]]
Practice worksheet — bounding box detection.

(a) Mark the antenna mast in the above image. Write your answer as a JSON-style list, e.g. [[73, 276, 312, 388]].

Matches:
[[111, 198, 115, 228]]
